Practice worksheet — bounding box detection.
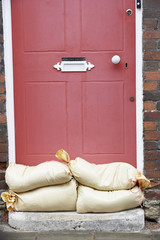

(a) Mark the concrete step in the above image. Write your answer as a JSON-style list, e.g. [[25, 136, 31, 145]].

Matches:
[[9, 208, 144, 232]]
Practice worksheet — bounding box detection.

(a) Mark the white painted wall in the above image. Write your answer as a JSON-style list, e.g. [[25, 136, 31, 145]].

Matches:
[[2, 0, 144, 172]]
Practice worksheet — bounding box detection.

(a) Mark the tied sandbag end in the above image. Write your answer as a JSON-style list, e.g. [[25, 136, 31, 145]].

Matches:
[[1, 191, 16, 211], [136, 171, 151, 190], [55, 149, 70, 163]]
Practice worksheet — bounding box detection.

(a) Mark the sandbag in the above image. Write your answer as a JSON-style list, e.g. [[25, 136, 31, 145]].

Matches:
[[76, 185, 144, 213], [5, 161, 72, 192], [56, 149, 151, 191], [1, 179, 77, 212]]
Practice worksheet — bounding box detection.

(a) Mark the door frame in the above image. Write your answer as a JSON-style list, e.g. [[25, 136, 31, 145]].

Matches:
[[2, 0, 144, 172]]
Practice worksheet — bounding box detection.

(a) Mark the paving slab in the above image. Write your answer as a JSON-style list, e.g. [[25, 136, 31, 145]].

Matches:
[[95, 231, 151, 240], [0, 231, 37, 240], [151, 230, 160, 240], [0, 225, 160, 240], [8, 208, 144, 232], [38, 231, 94, 240], [0, 230, 158, 240]]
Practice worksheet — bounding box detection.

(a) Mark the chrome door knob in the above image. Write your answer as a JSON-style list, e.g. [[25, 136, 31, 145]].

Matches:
[[112, 55, 121, 64]]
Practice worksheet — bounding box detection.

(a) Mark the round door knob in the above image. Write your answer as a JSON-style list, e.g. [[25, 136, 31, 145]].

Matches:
[[112, 55, 121, 64]]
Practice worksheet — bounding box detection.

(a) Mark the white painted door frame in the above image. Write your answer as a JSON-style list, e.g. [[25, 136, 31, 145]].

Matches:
[[2, 0, 144, 172]]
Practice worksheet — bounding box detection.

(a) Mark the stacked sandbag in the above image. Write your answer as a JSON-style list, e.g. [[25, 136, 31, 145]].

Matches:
[[56, 149, 151, 213], [76, 185, 144, 213], [1, 149, 151, 213], [5, 161, 72, 192], [1, 179, 77, 212], [2, 160, 77, 212], [56, 149, 151, 191]]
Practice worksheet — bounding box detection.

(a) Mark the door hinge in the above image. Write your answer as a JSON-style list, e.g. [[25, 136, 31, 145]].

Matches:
[[137, 0, 141, 9]]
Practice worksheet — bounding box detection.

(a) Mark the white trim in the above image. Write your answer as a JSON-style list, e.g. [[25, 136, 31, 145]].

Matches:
[[136, 3, 143, 172], [2, 1, 144, 171], [2, 0, 15, 163]]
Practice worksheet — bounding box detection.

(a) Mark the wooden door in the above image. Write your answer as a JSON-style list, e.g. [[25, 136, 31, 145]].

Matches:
[[11, 0, 136, 166]]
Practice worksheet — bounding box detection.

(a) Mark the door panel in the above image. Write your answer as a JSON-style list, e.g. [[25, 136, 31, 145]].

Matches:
[[25, 83, 67, 156], [11, 0, 136, 166], [23, 0, 65, 51], [83, 82, 124, 155], [81, 0, 123, 51]]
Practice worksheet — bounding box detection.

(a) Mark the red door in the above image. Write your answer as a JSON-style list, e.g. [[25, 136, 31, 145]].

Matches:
[[11, 0, 136, 166]]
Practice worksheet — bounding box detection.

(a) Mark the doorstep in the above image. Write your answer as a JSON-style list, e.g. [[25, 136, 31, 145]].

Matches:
[[9, 208, 144, 232]]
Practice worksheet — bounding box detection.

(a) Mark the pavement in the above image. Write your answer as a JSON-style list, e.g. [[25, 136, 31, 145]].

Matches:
[[0, 225, 160, 240]]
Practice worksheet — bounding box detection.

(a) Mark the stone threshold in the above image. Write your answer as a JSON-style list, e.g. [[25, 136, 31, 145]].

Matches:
[[9, 208, 144, 232]]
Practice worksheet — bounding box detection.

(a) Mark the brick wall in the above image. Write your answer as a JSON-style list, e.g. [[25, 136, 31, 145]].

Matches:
[[0, 0, 8, 223], [143, 0, 160, 223]]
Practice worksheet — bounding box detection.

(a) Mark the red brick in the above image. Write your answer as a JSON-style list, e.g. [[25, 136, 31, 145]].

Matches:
[[0, 144, 7, 153], [2, 211, 8, 223], [144, 61, 159, 71], [157, 102, 160, 111], [0, 84, 5, 94], [143, 41, 157, 50], [0, 181, 8, 189], [144, 141, 158, 150], [144, 161, 155, 169], [144, 91, 160, 101], [143, 30, 160, 39], [144, 72, 160, 81], [0, 172, 5, 180], [144, 190, 160, 201], [144, 151, 160, 161], [150, 180, 160, 189], [143, 9, 160, 19], [144, 81, 158, 91], [0, 35, 3, 44], [0, 74, 4, 83], [143, 20, 158, 29], [143, 0, 160, 8], [155, 159, 160, 169], [0, 163, 6, 170], [144, 112, 160, 121], [145, 170, 160, 179], [144, 51, 160, 61], [0, 153, 7, 162], [144, 122, 157, 131], [0, 115, 6, 124], [144, 131, 160, 141], [144, 101, 156, 111], [0, 95, 6, 103]]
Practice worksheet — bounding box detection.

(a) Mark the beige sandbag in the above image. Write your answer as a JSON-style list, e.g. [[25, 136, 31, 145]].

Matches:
[[5, 161, 72, 192], [1, 179, 77, 212], [56, 149, 151, 191], [77, 185, 144, 213]]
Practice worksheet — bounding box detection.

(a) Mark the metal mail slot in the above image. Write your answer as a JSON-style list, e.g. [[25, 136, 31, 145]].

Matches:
[[53, 57, 94, 72]]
